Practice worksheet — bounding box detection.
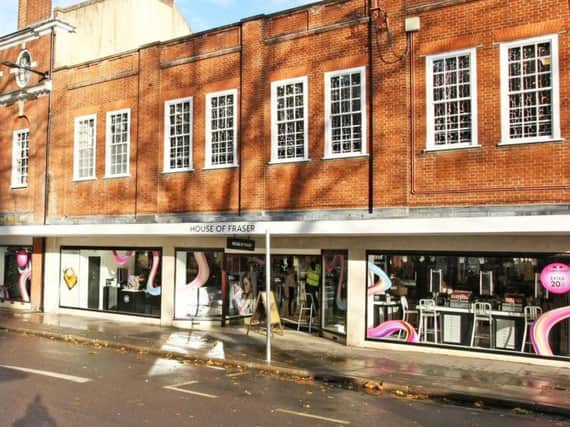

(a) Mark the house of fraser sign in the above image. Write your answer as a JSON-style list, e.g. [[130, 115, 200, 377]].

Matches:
[[188, 223, 256, 234]]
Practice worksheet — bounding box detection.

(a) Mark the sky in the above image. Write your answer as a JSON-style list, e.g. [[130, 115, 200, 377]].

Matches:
[[0, 0, 317, 36]]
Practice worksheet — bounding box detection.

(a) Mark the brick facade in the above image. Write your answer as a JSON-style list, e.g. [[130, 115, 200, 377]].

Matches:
[[407, 0, 570, 206], [2, 0, 570, 225], [0, 34, 52, 224], [18, 0, 51, 29]]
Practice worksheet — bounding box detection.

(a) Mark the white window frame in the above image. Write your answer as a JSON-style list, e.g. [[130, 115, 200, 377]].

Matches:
[[324, 66, 367, 159], [164, 97, 194, 173], [425, 48, 479, 151], [11, 128, 29, 189], [205, 89, 238, 169], [500, 34, 561, 145], [105, 108, 131, 178], [73, 114, 97, 181], [270, 76, 309, 163]]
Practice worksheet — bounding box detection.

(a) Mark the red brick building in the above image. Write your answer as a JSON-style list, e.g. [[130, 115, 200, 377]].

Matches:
[[0, 0, 569, 362]]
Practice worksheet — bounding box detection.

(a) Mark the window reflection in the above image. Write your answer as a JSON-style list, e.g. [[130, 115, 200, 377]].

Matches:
[[366, 253, 570, 358], [60, 248, 161, 317]]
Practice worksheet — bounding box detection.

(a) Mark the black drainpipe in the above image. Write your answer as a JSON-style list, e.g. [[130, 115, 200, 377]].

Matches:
[[367, 1, 375, 214], [43, 27, 56, 225], [238, 24, 244, 216]]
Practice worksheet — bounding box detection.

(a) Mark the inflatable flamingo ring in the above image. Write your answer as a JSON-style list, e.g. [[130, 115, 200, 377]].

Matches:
[[145, 251, 161, 296], [531, 262, 570, 356], [324, 255, 347, 311], [368, 262, 392, 295], [16, 250, 31, 303], [187, 252, 210, 288], [367, 320, 419, 343]]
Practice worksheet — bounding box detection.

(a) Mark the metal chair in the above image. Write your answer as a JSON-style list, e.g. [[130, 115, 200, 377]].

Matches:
[[520, 305, 542, 353], [400, 296, 418, 324], [470, 302, 494, 348], [418, 299, 440, 343], [398, 296, 419, 339]]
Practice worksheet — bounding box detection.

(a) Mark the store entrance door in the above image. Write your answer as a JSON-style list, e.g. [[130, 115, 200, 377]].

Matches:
[[4, 254, 19, 300], [321, 251, 347, 337], [87, 256, 100, 310]]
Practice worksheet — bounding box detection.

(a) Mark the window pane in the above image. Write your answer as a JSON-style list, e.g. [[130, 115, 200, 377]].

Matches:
[[107, 111, 130, 175], [429, 52, 474, 147], [167, 100, 192, 169], [274, 81, 305, 160], [327, 70, 364, 155], [507, 39, 554, 140]]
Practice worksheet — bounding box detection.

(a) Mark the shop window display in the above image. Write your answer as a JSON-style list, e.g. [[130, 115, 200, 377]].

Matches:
[[224, 254, 264, 318], [366, 252, 570, 358], [175, 249, 224, 320], [60, 248, 161, 317], [269, 255, 321, 328], [0, 246, 32, 303], [175, 251, 271, 322]]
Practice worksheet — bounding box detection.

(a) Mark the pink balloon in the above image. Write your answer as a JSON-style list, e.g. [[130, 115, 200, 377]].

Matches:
[[540, 263, 570, 295], [16, 251, 29, 269]]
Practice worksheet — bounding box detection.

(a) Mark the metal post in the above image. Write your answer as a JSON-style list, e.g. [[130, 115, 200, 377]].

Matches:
[[265, 228, 271, 364]]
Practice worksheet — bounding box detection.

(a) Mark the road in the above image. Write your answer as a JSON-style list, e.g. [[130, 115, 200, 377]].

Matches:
[[0, 330, 567, 427]]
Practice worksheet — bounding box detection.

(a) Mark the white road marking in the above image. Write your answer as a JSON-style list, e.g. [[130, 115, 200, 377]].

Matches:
[[0, 364, 92, 384], [164, 381, 219, 399], [226, 371, 246, 378], [275, 408, 350, 425], [206, 365, 225, 371]]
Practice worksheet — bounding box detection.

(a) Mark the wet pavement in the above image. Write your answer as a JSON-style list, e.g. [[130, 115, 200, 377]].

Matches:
[[0, 310, 568, 417]]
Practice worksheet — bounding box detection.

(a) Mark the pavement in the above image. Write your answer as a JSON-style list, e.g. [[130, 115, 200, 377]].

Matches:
[[0, 309, 568, 418]]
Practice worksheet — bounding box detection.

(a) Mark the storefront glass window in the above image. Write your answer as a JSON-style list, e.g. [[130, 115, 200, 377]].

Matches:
[[175, 249, 224, 320], [224, 254, 264, 317], [269, 255, 320, 329], [366, 252, 570, 358], [0, 246, 32, 303], [322, 251, 347, 335], [60, 248, 161, 317]]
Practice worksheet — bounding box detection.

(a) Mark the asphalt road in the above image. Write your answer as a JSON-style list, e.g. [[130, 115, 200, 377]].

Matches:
[[0, 330, 567, 427]]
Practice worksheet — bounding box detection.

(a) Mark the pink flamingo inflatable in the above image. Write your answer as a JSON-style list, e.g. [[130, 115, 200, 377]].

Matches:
[[531, 262, 570, 356], [367, 320, 419, 343], [145, 251, 161, 296], [187, 252, 210, 288], [112, 250, 134, 266]]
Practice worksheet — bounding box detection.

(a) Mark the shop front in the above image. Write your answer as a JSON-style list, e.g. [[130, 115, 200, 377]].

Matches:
[[0, 245, 33, 305], [6, 215, 568, 362], [173, 248, 347, 337], [39, 231, 348, 344], [365, 251, 570, 359], [59, 247, 162, 317]]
